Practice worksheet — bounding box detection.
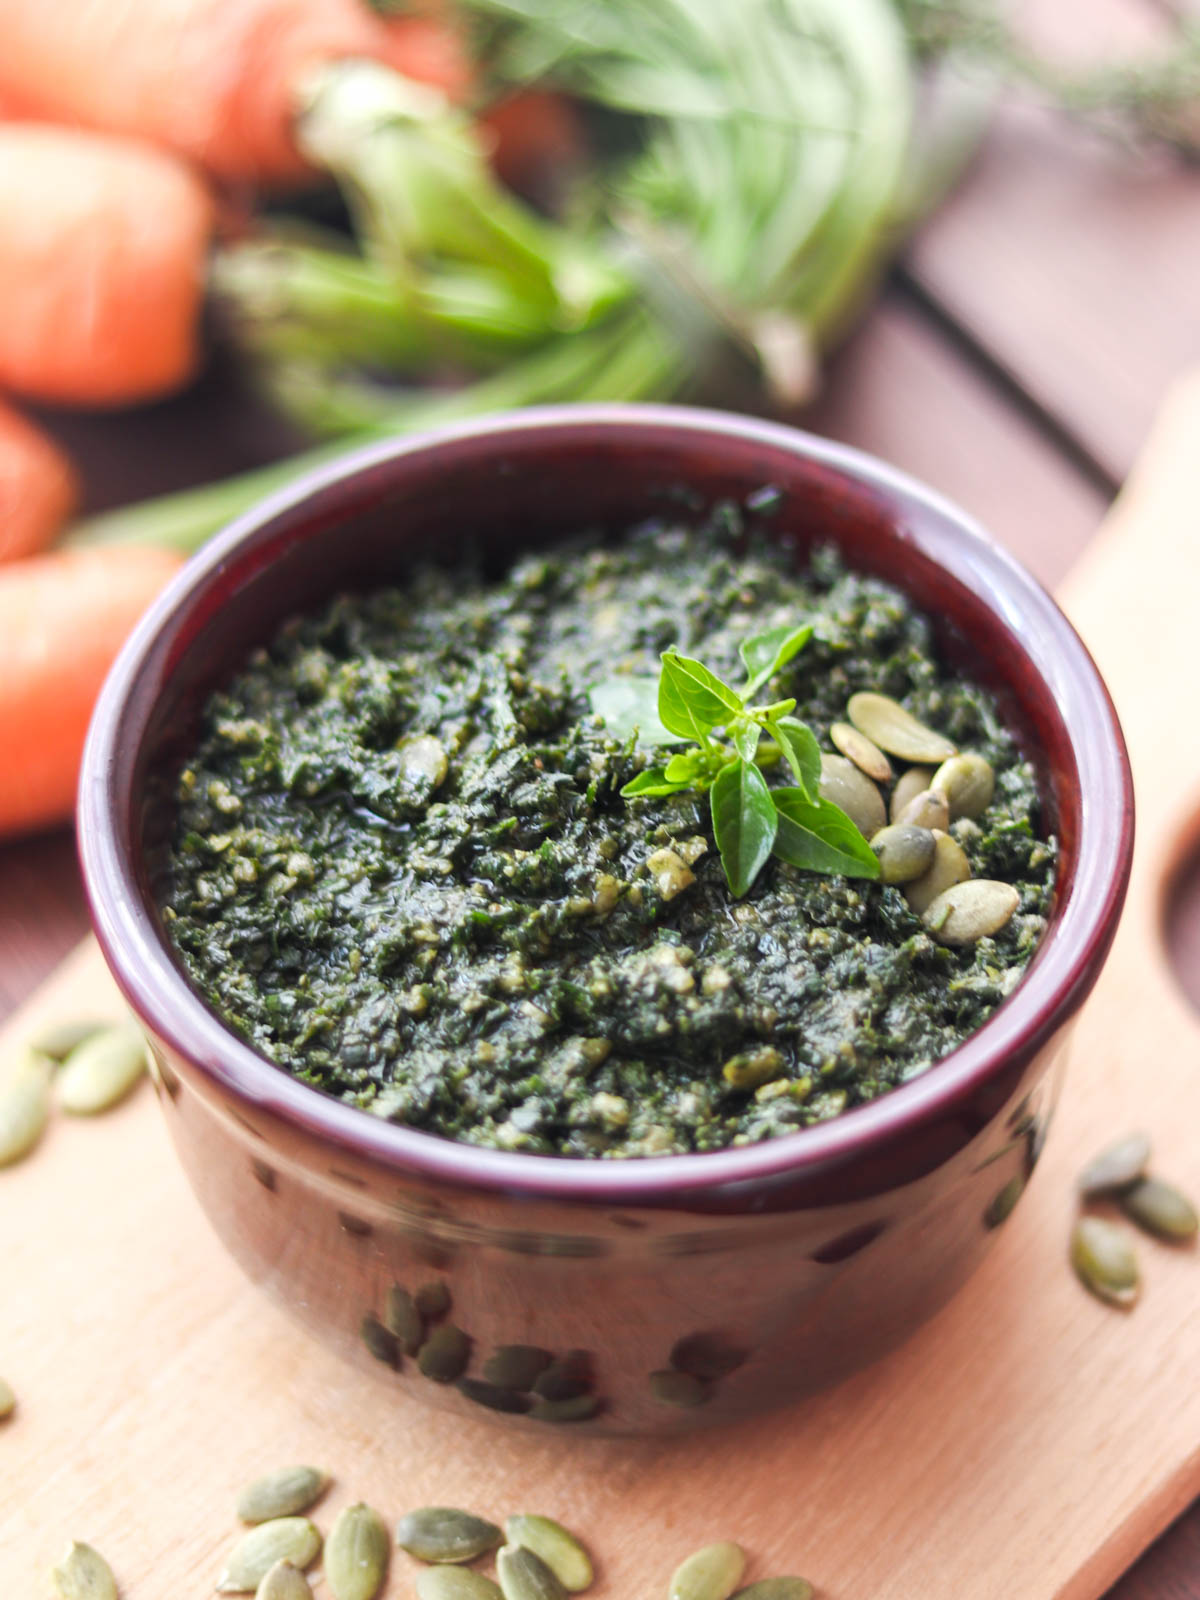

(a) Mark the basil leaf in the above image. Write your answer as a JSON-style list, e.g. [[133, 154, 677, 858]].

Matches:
[[773, 715, 821, 799], [664, 750, 706, 783], [710, 759, 778, 898], [772, 788, 881, 879], [658, 652, 743, 740], [621, 766, 691, 798], [590, 677, 680, 746], [740, 623, 813, 697], [730, 717, 761, 764]]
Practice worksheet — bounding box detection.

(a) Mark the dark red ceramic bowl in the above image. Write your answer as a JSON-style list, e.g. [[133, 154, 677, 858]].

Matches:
[[78, 405, 1132, 1435]]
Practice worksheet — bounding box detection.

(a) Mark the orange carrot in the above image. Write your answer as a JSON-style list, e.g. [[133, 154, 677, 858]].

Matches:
[[377, 11, 475, 102], [0, 401, 79, 562], [480, 90, 586, 202], [0, 545, 184, 837], [0, 0, 402, 181], [0, 125, 213, 407]]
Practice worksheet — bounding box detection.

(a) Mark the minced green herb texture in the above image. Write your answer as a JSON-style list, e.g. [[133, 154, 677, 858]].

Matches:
[[163, 513, 1055, 1158]]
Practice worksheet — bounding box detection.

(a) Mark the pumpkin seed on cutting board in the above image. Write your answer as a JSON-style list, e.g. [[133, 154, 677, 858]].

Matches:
[[397, 1508, 503, 1565], [325, 1501, 389, 1600], [28, 1018, 108, 1061], [236, 1465, 329, 1524], [1071, 1216, 1140, 1309], [0, 1047, 51, 1166], [0, 1375, 14, 1419], [846, 692, 956, 763], [668, 1542, 746, 1600], [731, 1583, 815, 1600], [1119, 1176, 1198, 1243], [50, 1542, 118, 1600], [1077, 1132, 1152, 1198], [216, 1518, 322, 1593], [255, 1562, 314, 1600], [56, 1024, 147, 1115], [504, 1515, 593, 1592], [417, 1570, 504, 1600], [497, 1544, 567, 1600]]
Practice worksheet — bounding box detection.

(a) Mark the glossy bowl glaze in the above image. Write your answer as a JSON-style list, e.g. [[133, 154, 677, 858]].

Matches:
[[78, 405, 1133, 1434]]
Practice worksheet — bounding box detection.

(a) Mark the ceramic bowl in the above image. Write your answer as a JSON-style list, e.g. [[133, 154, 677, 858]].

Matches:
[[78, 404, 1133, 1434]]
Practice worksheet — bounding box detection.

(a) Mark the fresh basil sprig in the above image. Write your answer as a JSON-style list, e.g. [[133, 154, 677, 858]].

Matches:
[[589, 623, 880, 897]]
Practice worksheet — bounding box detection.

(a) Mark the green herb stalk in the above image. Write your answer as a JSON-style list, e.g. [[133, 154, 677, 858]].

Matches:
[[590, 624, 880, 897]]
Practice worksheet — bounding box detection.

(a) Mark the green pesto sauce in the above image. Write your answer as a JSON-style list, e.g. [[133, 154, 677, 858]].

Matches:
[[162, 512, 1055, 1158]]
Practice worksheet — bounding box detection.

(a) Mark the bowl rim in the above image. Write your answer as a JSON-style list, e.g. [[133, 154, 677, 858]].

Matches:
[[78, 402, 1134, 1201]]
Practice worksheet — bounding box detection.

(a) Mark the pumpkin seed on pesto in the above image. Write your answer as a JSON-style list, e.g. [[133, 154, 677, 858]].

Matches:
[[162, 515, 1054, 1159]]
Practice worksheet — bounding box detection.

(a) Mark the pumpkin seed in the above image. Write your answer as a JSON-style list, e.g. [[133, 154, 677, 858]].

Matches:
[[722, 1046, 783, 1093], [458, 1378, 535, 1414], [829, 722, 892, 782], [504, 1516, 593, 1592], [846, 693, 956, 763], [415, 1280, 451, 1319], [255, 1561, 314, 1600], [1071, 1216, 1140, 1308], [731, 1582, 814, 1600], [903, 830, 971, 916], [669, 1331, 747, 1381], [528, 1393, 602, 1423], [29, 1019, 108, 1061], [361, 1314, 400, 1368], [889, 766, 934, 823], [0, 1375, 14, 1419], [1077, 1132, 1152, 1198], [817, 755, 885, 839], [237, 1466, 329, 1524], [921, 880, 1019, 945], [50, 1541, 118, 1600], [385, 1285, 425, 1354], [0, 1048, 51, 1166], [396, 1508, 503, 1565], [1119, 1177, 1198, 1243], [400, 735, 449, 791], [896, 787, 950, 834], [668, 1542, 745, 1600], [326, 1502, 389, 1600], [650, 1370, 711, 1407], [417, 1570, 504, 1600], [984, 1174, 1025, 1228], [218, 1520, 322, 1593], [418, 1324, 471, 1383], [930, 752, 995, 820], [482, 1345, 553, 1391], [870, 823, 936, 885], [497, 1544, 567, 1600], [56, 1025, 146, 1115], [531, 1350, 592, 1402]]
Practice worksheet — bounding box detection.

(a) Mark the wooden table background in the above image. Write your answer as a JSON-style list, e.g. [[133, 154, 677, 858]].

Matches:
[[4, 3, 1200, 1594]]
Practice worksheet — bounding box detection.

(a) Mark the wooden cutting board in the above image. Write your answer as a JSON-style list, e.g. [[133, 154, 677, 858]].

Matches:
[[4, 379, 1200, 1600]]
